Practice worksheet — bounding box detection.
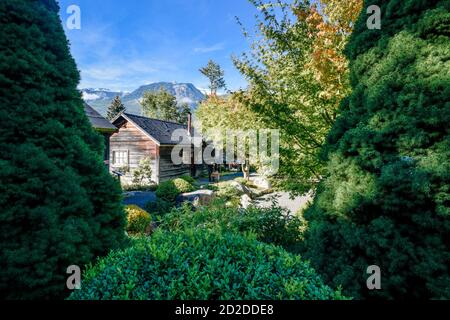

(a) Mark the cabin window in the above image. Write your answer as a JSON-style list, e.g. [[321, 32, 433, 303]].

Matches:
[[112, 150, 128, 166]]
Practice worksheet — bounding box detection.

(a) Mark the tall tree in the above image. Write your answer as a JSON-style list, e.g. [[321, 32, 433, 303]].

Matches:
[[196, 94, 265, 179], [234, 0, 362, 194], [141, 88, 180, 122], [106, 95, 126, 120], [199, 60, 226, 95], [303, 0, 450, 299], [0, 0, 126, 299], [141, 88, 191, 124]]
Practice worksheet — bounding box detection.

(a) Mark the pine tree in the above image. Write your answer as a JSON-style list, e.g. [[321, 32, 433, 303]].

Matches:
[[0, 0, 126, 299], [303, 0, 450, 299], [106, 96, 126, 120], [199, 60, 226, 95]]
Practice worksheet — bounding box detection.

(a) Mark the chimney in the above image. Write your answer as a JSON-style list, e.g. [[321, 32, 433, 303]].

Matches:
[[187, 112, 192, 136]]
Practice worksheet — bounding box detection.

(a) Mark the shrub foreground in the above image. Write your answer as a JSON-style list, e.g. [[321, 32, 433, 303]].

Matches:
[[69, 229, 344, 300]]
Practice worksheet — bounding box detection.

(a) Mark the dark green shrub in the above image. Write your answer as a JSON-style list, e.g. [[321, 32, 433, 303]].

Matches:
[[145, 198, 174, 216], [69, 229, 344, 300], [302, 0, 450, 299], [236, 205, 305, 250], [0, 0, 125, 299], [155, 180, 180, 203], [125, 205, 152, 235], [155, 178, 195, 203]]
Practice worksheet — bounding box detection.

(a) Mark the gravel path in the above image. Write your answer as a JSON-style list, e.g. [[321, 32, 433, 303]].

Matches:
[[196, 172, 244, 185], [122, 173, 312, 216], [254, 192, 312, 216]]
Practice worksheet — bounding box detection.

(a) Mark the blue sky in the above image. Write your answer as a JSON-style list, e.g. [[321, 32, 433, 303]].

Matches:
[[58, 0, 258, 93]]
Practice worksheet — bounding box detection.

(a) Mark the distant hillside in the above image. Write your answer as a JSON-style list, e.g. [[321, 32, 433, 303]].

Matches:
[[81, 82, 205, 116]]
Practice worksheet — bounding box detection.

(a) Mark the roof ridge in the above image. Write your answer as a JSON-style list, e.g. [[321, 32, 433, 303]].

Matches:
[[124, 112, 187, 126]]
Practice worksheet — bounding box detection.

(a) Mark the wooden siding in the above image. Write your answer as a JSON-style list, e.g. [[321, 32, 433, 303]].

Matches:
[[110, 120, 158, 184], [159, 145, 191, 182], [110, 119, 192, 184]]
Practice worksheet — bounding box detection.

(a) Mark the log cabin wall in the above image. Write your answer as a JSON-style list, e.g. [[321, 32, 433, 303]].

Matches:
[[158, 145, 191, 182], [109, 120, 158, 184]]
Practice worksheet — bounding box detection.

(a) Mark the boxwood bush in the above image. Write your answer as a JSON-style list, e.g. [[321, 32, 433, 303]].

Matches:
[[155, 178, 195, 203], [125, 205, 152, 235], [179, 175, 196, 184], [69, 229, 344, 300]]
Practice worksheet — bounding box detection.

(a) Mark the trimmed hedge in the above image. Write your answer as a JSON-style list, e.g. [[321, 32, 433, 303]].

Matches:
[[0, 0, 126, 299], [69, 229, 344, 300]]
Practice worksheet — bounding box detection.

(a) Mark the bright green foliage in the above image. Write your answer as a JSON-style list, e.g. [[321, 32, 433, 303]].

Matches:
[[132, 157, 153, 185], [215, 183, 244, 206], [234, 0, 360, 194], [125, 205, 152, 235], [0, 0, 126, 299], [199, 59, 226, 95], [303, 0, 450, 299], [106, 95, 125, 120], [179, 175, 196, 184], [196, 95, 265, 179], [172, 178, 195, 194], [141, 88, 190, 124], [69, 229, 344, 300], [162, 201, 305, 250], [155, 178, 195, 203]]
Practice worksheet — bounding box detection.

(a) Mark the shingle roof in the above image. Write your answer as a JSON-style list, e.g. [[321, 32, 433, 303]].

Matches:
[[84, 103, 117, 132], [121, 113, 189, 145]]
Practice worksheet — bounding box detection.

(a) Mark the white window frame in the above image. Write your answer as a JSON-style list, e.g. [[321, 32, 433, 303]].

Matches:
[[112, 150, 129, 166]]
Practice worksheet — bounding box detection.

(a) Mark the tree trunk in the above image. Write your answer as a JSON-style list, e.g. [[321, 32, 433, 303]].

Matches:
[[242, 161, 250, 181]]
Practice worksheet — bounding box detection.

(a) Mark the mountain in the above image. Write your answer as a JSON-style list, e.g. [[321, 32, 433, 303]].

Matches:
[[81, 82, 205, 116]]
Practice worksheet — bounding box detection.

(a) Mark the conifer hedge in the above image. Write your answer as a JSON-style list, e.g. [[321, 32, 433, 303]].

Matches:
[[0, 0, 126, 299], [303, 0, 450, 299]]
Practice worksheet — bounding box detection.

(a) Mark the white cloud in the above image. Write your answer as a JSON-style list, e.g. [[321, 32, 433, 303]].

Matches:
[[79, 57, 179, 91], [194, 42, 225, 53], [82, 92, 100, 100]]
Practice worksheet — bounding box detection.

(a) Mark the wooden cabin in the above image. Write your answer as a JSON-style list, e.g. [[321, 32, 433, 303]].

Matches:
[[84, 103, 118, 168], [110, 113, 193, 184]]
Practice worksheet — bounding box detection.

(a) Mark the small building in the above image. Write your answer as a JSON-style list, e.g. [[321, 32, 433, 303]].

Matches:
[[84, 103, 118, 167], [110, 113, 194, 184]]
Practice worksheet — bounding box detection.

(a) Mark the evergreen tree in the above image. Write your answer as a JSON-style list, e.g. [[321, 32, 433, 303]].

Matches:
[[141, 88, 189, 123], [0, 0, 126, 299], [303, 0, 450, 299], [199, 60, 226, 95], [106, 95, 125, 120], [177, 102, 192, 125]]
